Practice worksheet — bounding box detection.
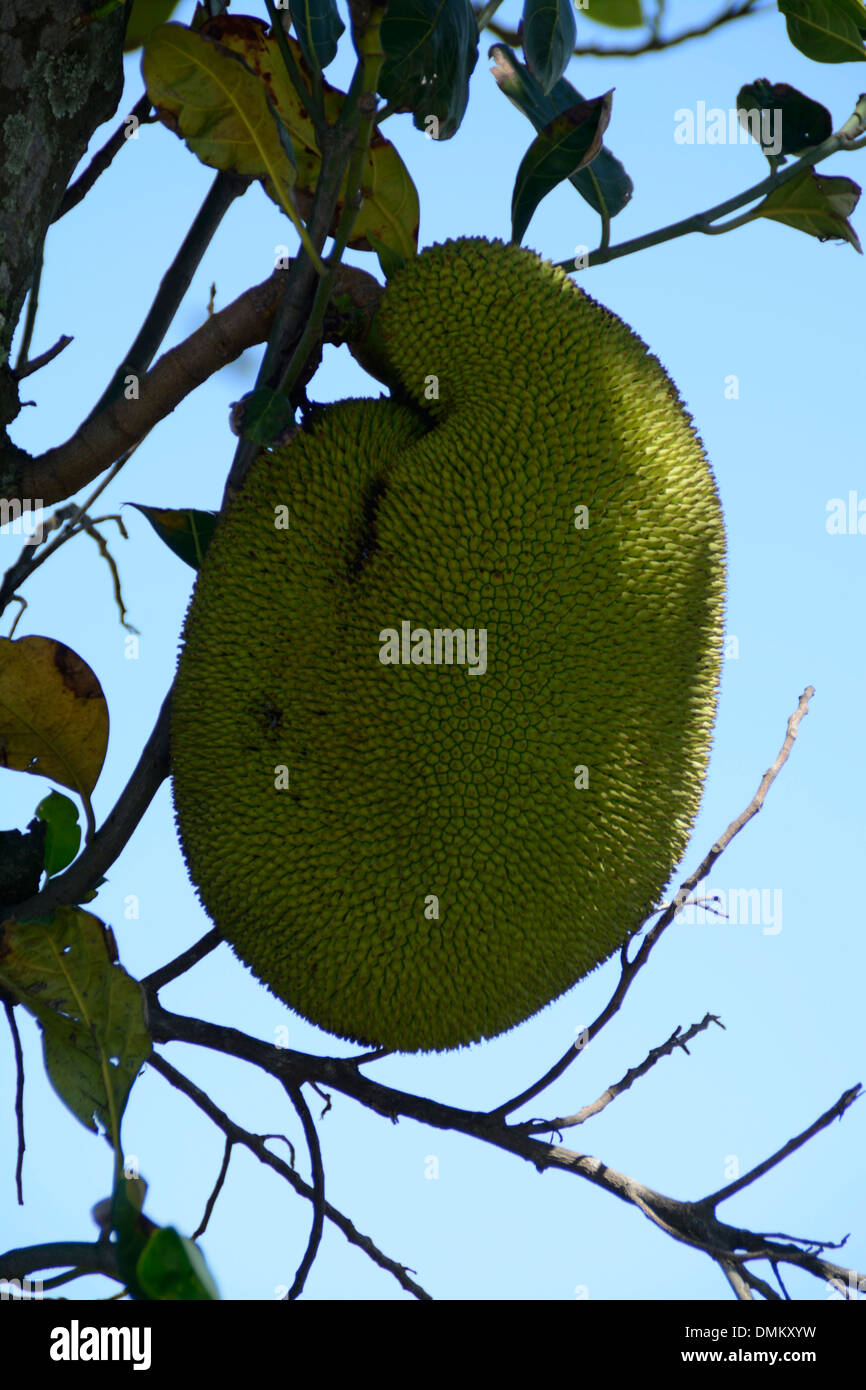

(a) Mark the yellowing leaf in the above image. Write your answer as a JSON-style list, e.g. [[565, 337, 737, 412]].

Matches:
[[201, 14, 419, 260], [142, 23, 299, 218], [0, 636, 109, 804]]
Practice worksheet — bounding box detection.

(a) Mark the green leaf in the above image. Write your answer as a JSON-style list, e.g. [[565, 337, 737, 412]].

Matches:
[[736, 80, 832, 156], [233, 388, 296, 447], [137, 1227, 220, 1300], [129, 505, 219, 571], [124, 0, 181, 51], [0, 908, 151, 1143], [490, 44, 632, 217], [522, 0, 576, 95], [367, 231, 407, 279], [511, 93, 613, 243], [289, 0, 344, 71], [778, 0, 866, 62], [749, 167, 862, 249], [36, 792, 81, 877], [584, 0, 643, 26], [379, 0, 479, 140]]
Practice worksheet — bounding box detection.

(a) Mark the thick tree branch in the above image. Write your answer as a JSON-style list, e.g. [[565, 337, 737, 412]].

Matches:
[[0, 1239, 119, 1284], [84, 170, 252, 426], [1, 263, 383, 512]]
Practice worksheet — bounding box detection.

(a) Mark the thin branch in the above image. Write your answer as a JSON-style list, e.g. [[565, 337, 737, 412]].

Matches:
[[521, 1014, 724, 1133], [54, 94, 154, 221], [192, 1138, 232, 1241], [222, 4, 387, 503], [0, 454, 132, 620], [13, 241, 45, 375], [264, 0, 325, 130], [557, 98, 866, 273], [141, 929, 222, 992], [720, 1258, 754, 1299], [148, 1052, 432, 1299], [14, 334, 73, 381], [284, 1084, 325, 1299], [483, 0, 765, 57], [490, 686, 816, 1120], [3, 999, 25, 1204], [145, 993, 865, 1298], [84, 169, 251, 425], [704, 1085, 862, 1208], [0, 1240, 119, 1284]]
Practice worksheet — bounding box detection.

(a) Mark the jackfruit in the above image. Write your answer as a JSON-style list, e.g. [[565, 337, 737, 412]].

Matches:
[[171, 237, 725, 1052]]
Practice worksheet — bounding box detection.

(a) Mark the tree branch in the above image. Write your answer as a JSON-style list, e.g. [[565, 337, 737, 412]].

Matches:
[[557, 100, 866, 273], [54, 93, 155, 222], [148, 1052, 432, 1299], [144, 991, 864, 1298], [521, 1013, 724, 1133], [704, 1085, 862, 1208], [84, 169, 252, 426], [489, 686, 816, 1121], [284, 1083, 326, 1299], [483, 0, 765, 58], [1, 261, 383, 513]]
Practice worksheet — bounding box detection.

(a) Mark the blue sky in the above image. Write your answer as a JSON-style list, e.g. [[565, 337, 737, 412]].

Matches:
[[2, 0, 864, 1300]]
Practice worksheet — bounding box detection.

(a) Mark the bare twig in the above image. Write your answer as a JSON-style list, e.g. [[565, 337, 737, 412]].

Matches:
[[3, 999, 25, 1204], [193, 1138, 233, 1241], [145, 992, 864, 1299], [704, 1085, 862, 1208], [14, 334, 73, 381], [483, 0, 765, 57], [521, 1014, 724, 1133], [284, 1084, 325, 1299], [148, 1052, 432, 1299], [490, 686, 816, 1121], [141, 930, 222, 993]]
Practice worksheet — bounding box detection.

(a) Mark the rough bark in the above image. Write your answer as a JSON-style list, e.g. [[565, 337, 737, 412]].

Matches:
[[0, 0, 126, 474]]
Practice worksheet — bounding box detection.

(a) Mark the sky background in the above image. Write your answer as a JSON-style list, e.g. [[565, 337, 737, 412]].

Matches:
[[2, 0, 864, 1301]]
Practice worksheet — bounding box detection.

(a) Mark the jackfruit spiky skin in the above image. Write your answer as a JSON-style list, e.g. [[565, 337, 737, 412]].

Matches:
[[171, 237, 726, 1052]]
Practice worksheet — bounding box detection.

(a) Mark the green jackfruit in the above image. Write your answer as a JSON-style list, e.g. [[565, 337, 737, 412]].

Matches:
[[171, 237, 725, 1052]]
